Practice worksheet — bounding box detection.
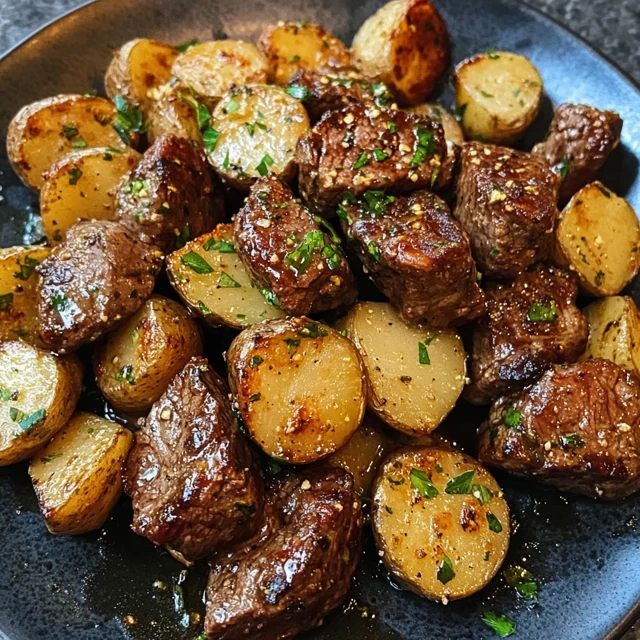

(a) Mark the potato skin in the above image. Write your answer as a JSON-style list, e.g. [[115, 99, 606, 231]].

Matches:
[[93, 295, 202, 415], [0, 341, 83, 466], [29, 412, 133, 535], [351, 0, 451, 106], [104, 38, 179, 106]]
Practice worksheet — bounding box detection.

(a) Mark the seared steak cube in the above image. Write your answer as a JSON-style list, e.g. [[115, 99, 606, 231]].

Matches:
[[286, 69, 394, 122], [477, 359, 640, 500], [532, 103, 622, 203], [296, 104, 447, 215], [205, 466, 362, 640], [465, 265, 589, 404], [454, 142, 559, 277], [123, 357, 264, 562], [340, 189, 485, 326], [117, 135, 223, 252], [37, 220, 162, 352], [233, 176, 356, 315]]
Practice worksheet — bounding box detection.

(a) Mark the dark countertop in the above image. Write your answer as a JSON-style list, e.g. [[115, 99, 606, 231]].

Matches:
[[0, 0, 639, 639]]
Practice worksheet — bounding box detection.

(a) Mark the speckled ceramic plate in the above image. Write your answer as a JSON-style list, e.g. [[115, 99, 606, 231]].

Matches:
[[0, 1, 639, 639]]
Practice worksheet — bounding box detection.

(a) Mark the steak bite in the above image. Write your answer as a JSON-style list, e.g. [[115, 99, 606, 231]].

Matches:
[[296, 104, 447, 215], [116, 135, 223, 252], [453, 142, 559, 278], [532, 103, 623, 203], [286, 69, 394, 122], [233, 176, 356, 315], [123, 357, 264, 563], [477, 360, 640, 500], [339, 189, 485, 326], [465, 265, 589, 405], [205, 466, 363, 640], [37, 220, 162, 352]]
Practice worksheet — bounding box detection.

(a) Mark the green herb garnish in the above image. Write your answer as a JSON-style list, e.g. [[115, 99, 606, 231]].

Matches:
[[410, 126, 435, 167], [437, 555, 455, 584], [559, 433, 585, 449], [115, 364, 135, 385], [175, 38, 197, 53], [487, 512, 503, 533], [181, 251, 213, 274], [445, 469, 475, 494], [112, 95, 147, 145], [481, 612, 515, 637], [255, 154, 274, 177], [68, 168, 82, 185], [353, 152, 370, 171], [286, 85, 312, 102], [503, 565, 538, 600], [528, 300, 557, 322], [410, 468, 439, 498], [503, 407, 521, 428], [218, 272, 241, 288], [204, 238, 235, 253]]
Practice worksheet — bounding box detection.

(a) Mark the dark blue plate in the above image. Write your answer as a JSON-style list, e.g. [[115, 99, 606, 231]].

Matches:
[[0, 1, 639, 639]]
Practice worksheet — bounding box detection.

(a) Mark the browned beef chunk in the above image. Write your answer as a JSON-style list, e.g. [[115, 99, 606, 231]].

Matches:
[[116, 135, 223, 253], [233, 175, 356, 315], [296, 104, 447, 215], [123, 357, 264, 562], [453, 142, 559, 278], [36, 220, 162, 352], [339, 189, 485, 326], [286, 69, 394, 122], [204, 466, 362, 640], [532, 103, 622, 203], [477, 360, 640, 500]]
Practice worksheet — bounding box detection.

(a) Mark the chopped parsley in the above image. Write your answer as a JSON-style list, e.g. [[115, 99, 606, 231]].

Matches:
[[71, 137, 88, 149], [352, 152, 370, 171], [366, 240, 380, 262], [181, 251, 213, 274], [471, 484, 493, 505], [204, 238, 235, 253], [222, 149, 231, 170], [387, 121, 398, 133], [112, 95, 147, 145], [400, 375, 412, 383], [197, 300, 211, 315], [481, 612, 516, 637], [598, 185, 611, 198], [50, 293, 67, 311], [127, 179, 150, 198], [176, 224, 192, 249], [286, 85, 312, 102], [559, 433, 585, 449], [527, 300, 557, 322], [298, 322, 328, 339], [487, 512, 503, 533], [444, 469, 475, 494], [503, 565, 538, 600], [68, 168, 82, 185], [555, 154, 570, 180], [175, 38, 197, 53], [372, 149, 389, 162], [490, 247, 500, 257], [387, 476, 405, 486], [486, 48, 500, 59], [361, 190, 396, 216], [284, 337, 301, 355], [218, 272, 241, 288], [249, 356, 264, 368], [0, 386, 12, 401], [249, 393, 261, 402], [10, 407, 46, 431], [255, 154, 274, 177], [503, 407, 521, 428], [285, 230, 324, 275], [288, 54, 301, 63], [480, 90, 494, 98], [260, 287, 279, 307], [40, 453, 63, 464], [62, 123, 79, 139], [0, 293, 13, 311], [115, 364, 135, 385], [437, 555, 455, 584], [595, 270, 605, 287], [418, 341, 430, 365], [453, 103, 467, 123], [409, 468, 439, 498], [226, 99, 240, 114], [202, 127, 221, 152], [13, 256, 39, 281], [410, 126, 435, 167]]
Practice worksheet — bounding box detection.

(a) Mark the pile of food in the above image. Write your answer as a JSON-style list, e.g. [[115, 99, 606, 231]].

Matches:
[[1, 0, 639, 637]]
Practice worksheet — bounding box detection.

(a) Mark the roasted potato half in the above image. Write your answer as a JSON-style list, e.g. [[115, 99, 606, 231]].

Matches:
[[0, 246, 50, 345], [0, 341, 83, 466], [372, 447, 510, 602], [580, 296, 640, 377], [93, 295, 202, 415], [208, 85, 310, 190], [30, 412, 133, 535], [555, 182, 640, 296], [409, 103, 464, 145], [338, 302, 466, 436], [104, 38, 179, 106], [171, 40, 271, 101], [6, 95, 129, 190], [228, 317, 367, 464], [258, 21, 352, 86], [453, 51, 543, 144], [166, 224, 285, 330], [351, 0, 450, 106], [146, 83, 203, 144], [40, 146, 141, 244]]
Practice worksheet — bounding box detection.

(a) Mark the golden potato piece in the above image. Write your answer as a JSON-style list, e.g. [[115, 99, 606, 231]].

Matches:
[[580, 296, 640, 377], [258, 21, 352, 86], [338, 302, 466, 436], [166, 224, 285, 330], [0, 246, 50, 345], [228, 317, 367, 464], [555, 181, 640, 296], [30, 412, 133, 535], [0, 340, 82, 466], [105, 38, 179, 106], [409, 103, 464, 145], [372, 447, 510, 601], [453, 51, 543, 144], [351, 0, 450, 106], [146, 83, 202, 144], [6, 95, 128, 190], [93, 295, 202, 415], [40, 146, 141, 244], [208, 85, 310, 190], [171, 40, 270, 101]]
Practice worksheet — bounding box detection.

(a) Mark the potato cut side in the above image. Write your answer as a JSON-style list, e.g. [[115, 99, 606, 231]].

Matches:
[[228, 317, 367, 463], [40, 146, 141, 244], [454, 51, 543, 144], [0, 245, 50, 345], [409, 103, 464, 146], [327, 413, 398, 498], [555, 181, 640, 296], [351, 0, 451, 106], [93, 295, 202, 415], [372, 447, 510, 602], [105, 38, 179, 106], [166, 224, 285, 329], [146, 83, 202, 144], [30, 412, 133, 535], [6, 95, 129, 190], [258, 21, 352, 86], [208, 84, 310, 190], [339, 301, 466, 435], [580, 296, 640, 377], [171, 40, 271, 101], [0, 341, 83, 466]]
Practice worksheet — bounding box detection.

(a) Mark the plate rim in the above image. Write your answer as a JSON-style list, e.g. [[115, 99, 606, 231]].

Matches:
[[0, 1, 639, 639]]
